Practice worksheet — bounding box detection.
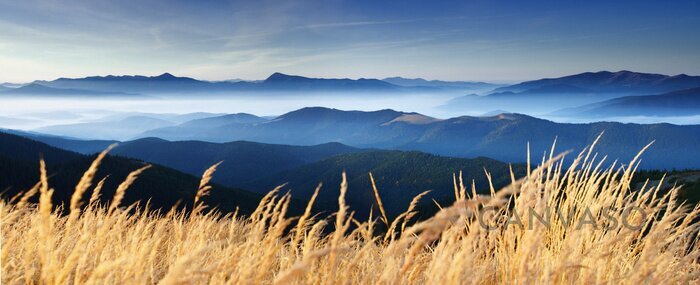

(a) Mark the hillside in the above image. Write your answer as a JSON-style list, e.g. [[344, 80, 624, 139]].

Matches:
[[138, 107, 413, 143], [35, 116, 177, 140], [138, 113, 269, 141], [488, 84, 593, 97], [0, 132, 264, 214], [1, 129, 117, 154], [633, 169, 700, 204], [97, 111, 225, 124], [400, 114, 700, 169], [139, 107, 432, 145], [136, 107, 700, 169], [442, 71, 700, 114], [494, 70, 700, 94], [554, 87, 700, 117], [3, 130, 529, 217], [110, 138, 361, 188], [245, 150, 527, 219]]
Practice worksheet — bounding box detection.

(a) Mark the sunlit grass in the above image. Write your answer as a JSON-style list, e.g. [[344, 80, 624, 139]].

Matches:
[[2, 140, 699, 284]]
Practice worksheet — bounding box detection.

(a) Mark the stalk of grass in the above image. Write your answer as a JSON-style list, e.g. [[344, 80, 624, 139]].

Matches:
[[108, 165, 151, 214], [88, 175, 109, 206], [71, 144, 116, 213], [369, 172, 389, 227], [193, 161, 223, 215]]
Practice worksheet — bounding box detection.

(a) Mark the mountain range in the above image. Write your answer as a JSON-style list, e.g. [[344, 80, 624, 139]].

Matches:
[[0, 132, 265, 214], [3, 69, 697, 98], [0, 128, 117, 154], [110, 138, 361, 188], [35, 116, 178, 140], [32, 73, 225, 94], [442, 71, 700, 115], [30, 112, 227, 140], [0, 130, 525, 218], [245, 151, 526, 219], [382, 77, 503, 92], [21, 72, 458, 96], [0, 83, 141, 97], [0, 73, 503, 98], [493, 70, 700, 94], [136, 113, 270, 141], [108, 137, 524, 218], [132, 107, 700, 169], [139, 108, 424, 144], [5, 70, 699, 121], [15, 104, 700, 169], [552, 87, 700, 117], [261, 72, 401, 91], [4, 69, 700, 217], [97, 112, 225, 124]]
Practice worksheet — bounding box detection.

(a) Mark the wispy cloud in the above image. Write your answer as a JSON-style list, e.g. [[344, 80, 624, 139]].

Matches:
[[298, 18, 423, 29], [0, 0, 698, 82]]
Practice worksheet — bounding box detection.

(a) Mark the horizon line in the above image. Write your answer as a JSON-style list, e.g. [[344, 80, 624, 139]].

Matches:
[[3, 69, 698, 85]]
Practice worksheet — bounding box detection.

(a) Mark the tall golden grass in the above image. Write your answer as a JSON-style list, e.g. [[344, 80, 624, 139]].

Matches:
[[2, 141, 700, 284]]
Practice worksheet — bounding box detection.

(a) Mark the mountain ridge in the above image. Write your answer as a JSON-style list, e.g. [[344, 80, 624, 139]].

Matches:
[[440, 70, 700, 114], [110, 137, 362, 188], [0, 83, 142, 97], [8, 70, 699, 98], [553, 87, 700, 117], [30, 72, 438, 94], [382, 77, 503, 91], [136, 107, 700, 169], [245, 150, 527, 219], [35, 116, 177, 140], [494, 70, 700, 94], [0, 131, 266, 214]]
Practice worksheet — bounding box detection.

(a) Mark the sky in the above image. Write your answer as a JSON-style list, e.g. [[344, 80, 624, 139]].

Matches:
[[0, 0, 699, 83]]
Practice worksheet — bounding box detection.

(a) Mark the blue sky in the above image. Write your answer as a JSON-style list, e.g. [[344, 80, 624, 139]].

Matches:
[[0, 0, 698, 82]]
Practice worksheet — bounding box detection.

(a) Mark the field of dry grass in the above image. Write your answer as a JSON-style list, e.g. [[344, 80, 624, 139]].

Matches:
[[2, 140, 700, 284]]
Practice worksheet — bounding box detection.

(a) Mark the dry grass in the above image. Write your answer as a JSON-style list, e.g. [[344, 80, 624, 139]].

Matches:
[[2, 142, 700, 284]]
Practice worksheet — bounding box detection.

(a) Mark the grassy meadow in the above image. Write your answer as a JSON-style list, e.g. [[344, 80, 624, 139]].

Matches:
[[2, 141, 700, 284]]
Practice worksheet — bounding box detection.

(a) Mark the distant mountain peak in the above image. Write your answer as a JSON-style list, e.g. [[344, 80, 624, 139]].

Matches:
[[0, 83, 140, 97], [480, 110, 511, 116], [20, 83, 51, 90], [382, 114, 441, 126], [276, 107, 405, 123], [494, 70, 700, 94], [552, 86, 700, 118], [156, 72, 176, 78], [11, 83, 69, 93], [265, 72, 302, 82], [670, 74, 691, 79], [449, 112, 538, 123], [18, 71, 457, 94], [524, 84, 592, 94], [381, 77, 501, 91], [287, 106, 403, 115], [491, 113, 523, 120]]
